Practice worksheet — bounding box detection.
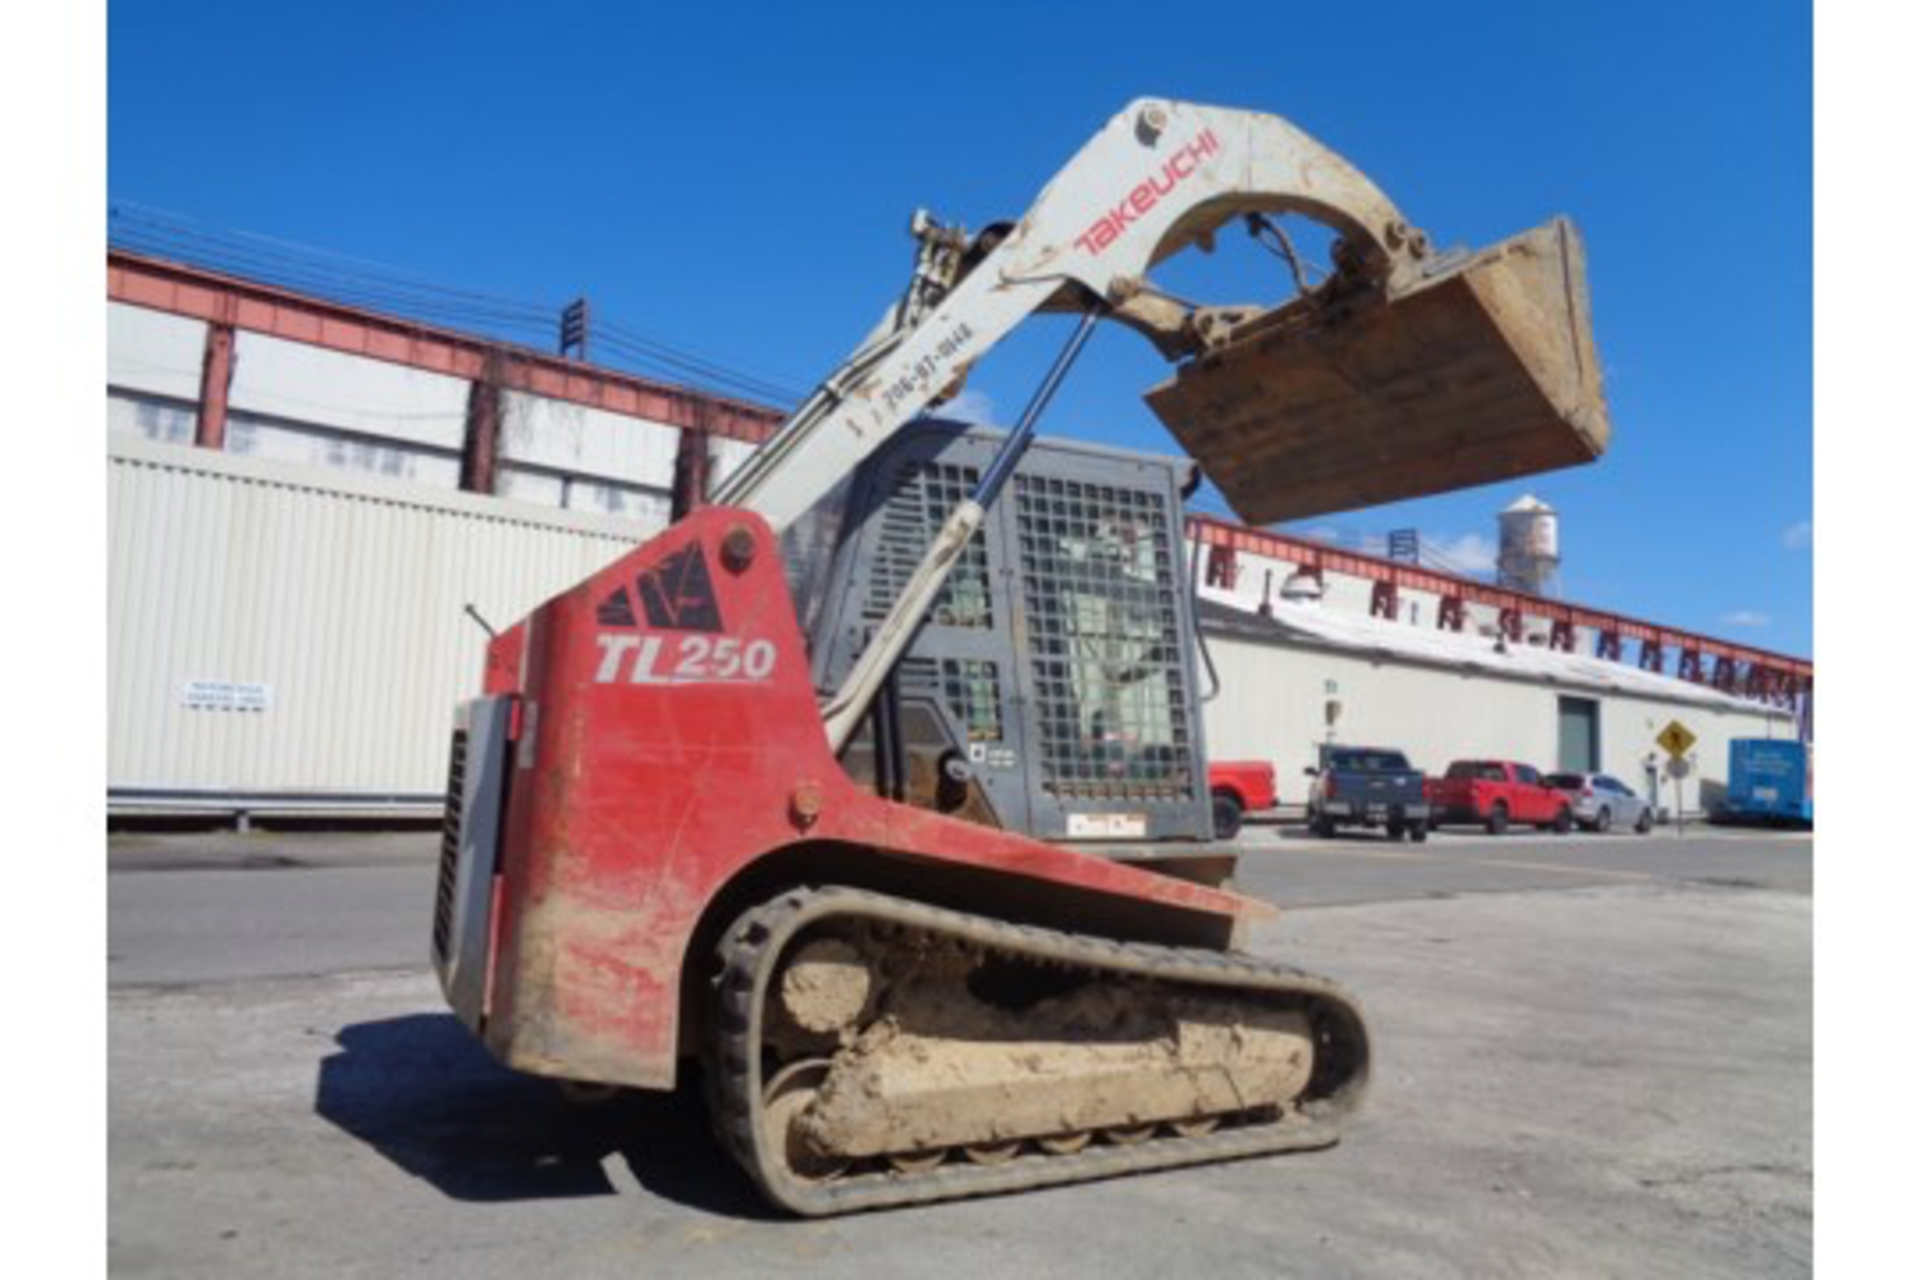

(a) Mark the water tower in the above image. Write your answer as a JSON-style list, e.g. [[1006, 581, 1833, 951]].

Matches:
[[1497, 494, 1560, 596]]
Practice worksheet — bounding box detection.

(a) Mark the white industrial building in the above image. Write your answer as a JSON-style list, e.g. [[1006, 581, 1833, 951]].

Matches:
[[105, 249, 1810, 822], [1196, 596, 1794, 814], [1185, 515, 1809, 812], [106, 250, 772, 818]]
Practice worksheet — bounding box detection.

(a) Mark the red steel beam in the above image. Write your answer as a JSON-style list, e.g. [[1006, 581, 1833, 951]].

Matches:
[[108, 250, 784, 445], [671, 403, 713, 521], [1187, 514, 1813, 679], [195, 321, 236, 450], [461, 374, 503, 495]]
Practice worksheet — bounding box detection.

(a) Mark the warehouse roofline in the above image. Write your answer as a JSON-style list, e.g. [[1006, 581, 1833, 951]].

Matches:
[[1196, 596, 1794, 718], [1188, 513, 1811, 696], [108, 249, 784, 444]]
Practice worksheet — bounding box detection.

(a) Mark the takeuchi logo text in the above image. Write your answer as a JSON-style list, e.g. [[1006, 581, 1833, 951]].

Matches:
[[1073, 128, 1221, 258]]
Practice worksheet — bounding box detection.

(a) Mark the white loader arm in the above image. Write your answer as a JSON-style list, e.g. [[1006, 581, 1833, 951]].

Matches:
[[713, 98, 1432, 533]]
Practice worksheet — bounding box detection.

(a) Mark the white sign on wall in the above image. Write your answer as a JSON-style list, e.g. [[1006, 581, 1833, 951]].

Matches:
[[181, 680, 273, 712]]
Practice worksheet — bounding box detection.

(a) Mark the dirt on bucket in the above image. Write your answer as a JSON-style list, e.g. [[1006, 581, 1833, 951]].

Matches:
[[1146, 216, 1610, 523]]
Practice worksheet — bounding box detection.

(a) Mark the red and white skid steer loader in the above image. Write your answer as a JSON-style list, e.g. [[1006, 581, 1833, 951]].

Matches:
[[430, 98, 1610, 1214]]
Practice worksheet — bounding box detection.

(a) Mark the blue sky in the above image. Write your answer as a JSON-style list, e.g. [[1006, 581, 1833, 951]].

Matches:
[[108, 0, 1811, 657]]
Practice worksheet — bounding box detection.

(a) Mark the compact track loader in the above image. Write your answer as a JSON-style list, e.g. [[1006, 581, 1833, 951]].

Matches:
[[431, 98, 1610, 1214]]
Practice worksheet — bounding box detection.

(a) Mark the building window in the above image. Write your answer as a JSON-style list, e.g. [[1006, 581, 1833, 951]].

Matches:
[[496, 465, 566, 508], [564, 476, 670, 524], [224, 413, 461, 489], [107, 391, 196, 445], [496, 464, 670, 527]]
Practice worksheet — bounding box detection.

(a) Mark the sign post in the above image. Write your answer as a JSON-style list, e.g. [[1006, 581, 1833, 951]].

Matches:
[[1656, 720, 1697, 835], [1666, 755, 1692, 835]]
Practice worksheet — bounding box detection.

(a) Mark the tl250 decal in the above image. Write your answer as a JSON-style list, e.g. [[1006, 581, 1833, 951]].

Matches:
[[593, 542, 774, 684], [594, 633, 778, 685]]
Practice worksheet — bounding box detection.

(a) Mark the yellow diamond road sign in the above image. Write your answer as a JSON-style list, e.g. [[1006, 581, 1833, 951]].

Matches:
[[1656, 720, 1697, 759]]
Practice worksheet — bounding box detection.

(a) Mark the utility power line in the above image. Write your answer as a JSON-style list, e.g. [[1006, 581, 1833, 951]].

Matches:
[[109, 202, 806, 409]]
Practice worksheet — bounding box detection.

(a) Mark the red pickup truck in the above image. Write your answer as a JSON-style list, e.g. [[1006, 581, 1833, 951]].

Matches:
[[1208, 761, 1277, 841], [1430, 760, 1574, 834]]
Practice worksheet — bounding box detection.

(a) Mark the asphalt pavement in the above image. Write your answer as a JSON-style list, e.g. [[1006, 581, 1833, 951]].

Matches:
[[108, 824, 1812, 1278]]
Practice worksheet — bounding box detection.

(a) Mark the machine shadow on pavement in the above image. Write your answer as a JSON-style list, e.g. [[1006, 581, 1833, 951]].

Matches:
[[313, 1013, 774, 1219]]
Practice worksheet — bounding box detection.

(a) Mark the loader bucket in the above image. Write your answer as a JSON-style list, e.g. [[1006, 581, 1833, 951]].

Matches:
[[1145, 216, 1609, 524]]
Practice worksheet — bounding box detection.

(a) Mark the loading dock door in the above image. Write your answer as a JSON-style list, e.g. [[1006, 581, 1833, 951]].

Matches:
[[1558, 696, 1599, 773]]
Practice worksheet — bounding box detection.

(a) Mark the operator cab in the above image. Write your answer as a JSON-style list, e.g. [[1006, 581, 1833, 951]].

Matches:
[[793, 419, 1219, 851]]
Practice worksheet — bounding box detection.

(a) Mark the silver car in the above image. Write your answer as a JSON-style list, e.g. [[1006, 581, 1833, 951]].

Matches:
[[1544, 772, 1654, 834]]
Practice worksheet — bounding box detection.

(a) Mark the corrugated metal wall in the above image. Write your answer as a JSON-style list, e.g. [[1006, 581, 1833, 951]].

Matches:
[[108, 437, 655, 810], [108, 433, 1793, 818]]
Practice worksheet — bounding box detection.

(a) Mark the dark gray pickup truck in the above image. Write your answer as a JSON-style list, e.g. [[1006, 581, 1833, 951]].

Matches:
[[1305, 745, 1431, 840]]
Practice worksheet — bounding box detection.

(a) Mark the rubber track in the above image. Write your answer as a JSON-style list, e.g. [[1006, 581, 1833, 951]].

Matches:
[[709, 885, 1370, 1216]]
